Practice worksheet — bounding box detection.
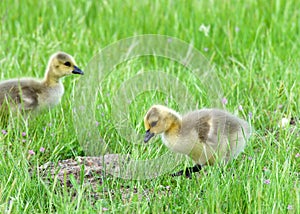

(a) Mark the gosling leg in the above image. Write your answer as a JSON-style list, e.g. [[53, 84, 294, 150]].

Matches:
[[171, 164, 202, 178]]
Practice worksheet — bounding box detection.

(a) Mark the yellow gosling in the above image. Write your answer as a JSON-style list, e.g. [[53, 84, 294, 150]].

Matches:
[[0, 52, 83, 114], [144, 104, 251, 178]]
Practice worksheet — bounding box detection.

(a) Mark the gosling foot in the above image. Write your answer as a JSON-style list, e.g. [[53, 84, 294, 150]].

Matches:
[[171, 164, 202, 179]]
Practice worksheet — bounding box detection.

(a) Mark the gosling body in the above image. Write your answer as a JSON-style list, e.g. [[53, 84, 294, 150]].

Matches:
[[144, 105, 251, 177]]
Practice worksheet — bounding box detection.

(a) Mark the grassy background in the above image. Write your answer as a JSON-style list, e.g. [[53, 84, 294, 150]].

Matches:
[[0, 0, 299, 213]]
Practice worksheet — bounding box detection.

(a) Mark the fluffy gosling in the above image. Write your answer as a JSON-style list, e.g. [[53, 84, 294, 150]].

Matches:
[[0, 52, 83, 114], [144, 105, 251, 178]]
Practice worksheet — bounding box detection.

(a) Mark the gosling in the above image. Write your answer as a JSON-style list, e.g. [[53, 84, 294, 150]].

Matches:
[[144, 105, 251, 178], [0, 52, 84, 114]]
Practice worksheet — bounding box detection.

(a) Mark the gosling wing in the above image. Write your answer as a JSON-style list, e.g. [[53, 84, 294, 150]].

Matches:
[[0, 80, 40, 111]]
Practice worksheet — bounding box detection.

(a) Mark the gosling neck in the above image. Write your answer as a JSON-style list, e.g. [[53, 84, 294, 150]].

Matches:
[[164, 114, 182, 137], [43, 67, 61, 86]]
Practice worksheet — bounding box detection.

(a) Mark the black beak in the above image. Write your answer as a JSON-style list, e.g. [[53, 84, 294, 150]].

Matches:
[[72, 66, 84, 75], [144, 130, 155, 143]]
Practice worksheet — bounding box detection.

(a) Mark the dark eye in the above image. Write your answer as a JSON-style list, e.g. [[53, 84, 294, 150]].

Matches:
[[151, 121, 158, 127], [64, 61, 71, 67]]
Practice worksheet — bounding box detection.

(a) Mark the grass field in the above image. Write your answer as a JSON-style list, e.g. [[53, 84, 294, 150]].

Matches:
[[0, 0, 299, 213]]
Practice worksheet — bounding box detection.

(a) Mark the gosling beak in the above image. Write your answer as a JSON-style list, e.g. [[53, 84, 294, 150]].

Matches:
[[144, 130, 155, 143], [72, 66, 84, 75]]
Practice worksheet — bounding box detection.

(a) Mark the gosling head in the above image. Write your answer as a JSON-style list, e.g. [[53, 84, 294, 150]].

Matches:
[[143, 105, 181, 143], [46, 52, 84, 78]]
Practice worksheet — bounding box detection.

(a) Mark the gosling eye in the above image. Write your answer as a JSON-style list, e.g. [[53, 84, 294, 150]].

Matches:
[[151, 121, 158, 127], [64, 61, 71, 67]]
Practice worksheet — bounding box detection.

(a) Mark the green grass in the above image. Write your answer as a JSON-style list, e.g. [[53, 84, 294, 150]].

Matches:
[[0, 0, 299, 213]]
